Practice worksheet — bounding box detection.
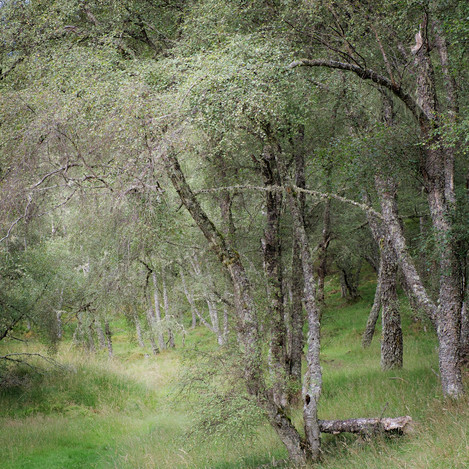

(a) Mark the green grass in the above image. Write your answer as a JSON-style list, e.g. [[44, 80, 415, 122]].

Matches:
[[1, 277, 468, 468]]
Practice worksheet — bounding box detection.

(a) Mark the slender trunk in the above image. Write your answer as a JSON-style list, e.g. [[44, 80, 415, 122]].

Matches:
[[191, 255, 224, 345], [96, 321, 106, 349], [180, 267, 198, 329], [286, 185, 322, 462], [152, 271, 166, 350], [339, 271, 348, 298], [104, 319, 113, 358], [145, 292, 159, 355], [362, 266, 382, 348], [260, 145, 288, 408], [317, 198, 331, 304], [288, 127, 306, 399], [223, 304, 229, 342], [162, 267, 175, 348], [87, 321, 96, 353], [56, 312, 63, 340], [134, 313, 146, 348]]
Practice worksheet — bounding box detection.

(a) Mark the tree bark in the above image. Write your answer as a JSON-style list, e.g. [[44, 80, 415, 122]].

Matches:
[[96, 320, 106, 349], [152, 271, 166, 350], [286, 185, 322, 462], [104, 319, 113, 358], [317, 197, 331, 305], [362, 266, 381, 348], [319, 416, 413, 435], [288, 127, 306, 399], [134, 312, 146, 348], [260, 145, 288, 408], [162, 267, 175, 348], [179, 267, 199, 329], [363, 182, 402, 369], [379, 235, 403, 370]]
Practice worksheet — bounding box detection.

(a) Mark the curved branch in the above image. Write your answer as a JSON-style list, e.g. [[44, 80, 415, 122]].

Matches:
[[289, 59, 424, 123]]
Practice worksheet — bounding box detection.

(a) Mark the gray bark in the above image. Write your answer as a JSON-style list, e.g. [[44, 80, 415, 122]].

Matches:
[[260, 145, 288, 408], [134, 313, 146, 348], [362, 266, 382, 348], [180, 267, 198, 329], [317, 198, 331, 305], [104, 319, 113, 358], [152, 271, 166, 351], [162, 268, 175, 348], [96, 321, 106, 349], [287, 128, 306, 400], [286, 185, 322, 462], [362, 172, 402, 368], [319, 416, 413, 435]]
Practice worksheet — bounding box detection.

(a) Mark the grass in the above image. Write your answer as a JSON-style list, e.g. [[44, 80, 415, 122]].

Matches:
[[1, 276, 468, 468]]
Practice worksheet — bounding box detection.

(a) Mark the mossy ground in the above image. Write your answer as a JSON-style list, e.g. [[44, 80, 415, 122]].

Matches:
[[1, 278, 468, 468]]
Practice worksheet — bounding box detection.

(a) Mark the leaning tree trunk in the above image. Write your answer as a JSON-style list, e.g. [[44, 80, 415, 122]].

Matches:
[[161, 149, 309, 466], [362, 265, 382, 348]]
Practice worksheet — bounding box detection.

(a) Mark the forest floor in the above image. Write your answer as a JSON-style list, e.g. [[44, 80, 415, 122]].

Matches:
[[1, 278, 469, 468]]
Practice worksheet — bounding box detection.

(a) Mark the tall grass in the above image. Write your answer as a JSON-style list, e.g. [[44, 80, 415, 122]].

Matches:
[[1, 277, 468, 468]]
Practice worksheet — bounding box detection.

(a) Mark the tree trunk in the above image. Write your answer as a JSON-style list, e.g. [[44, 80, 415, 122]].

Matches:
[[363, 186, 402, 368], [190, 255, 224, 345], [179, 267, 198, 329], [260, 145, 288, 408], [317, 197, 331, 305], [162, 267, 175, 348], [96, 320, 106, 349], [162, 149, 308, 466], [412, 17, 463, 397], [152, 271, 166, 351], [286, 184, 322, 462], [362, 266, 381, 348], [134, 312, 146, 348], [380, 236, 403, 370], [460, 300, 469, 365], [56, 312, 63, 340], [319, 416, 413, 435], [104, 319, 113, 358], [287, 127, 306, 400]]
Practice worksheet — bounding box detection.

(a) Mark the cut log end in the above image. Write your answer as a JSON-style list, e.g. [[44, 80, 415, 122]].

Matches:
[[319, 416, 413, 436]]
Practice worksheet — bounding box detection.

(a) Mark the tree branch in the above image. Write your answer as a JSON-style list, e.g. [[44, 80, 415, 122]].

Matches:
[[195, 184, 383, 220], [288, 59, 424, 123]]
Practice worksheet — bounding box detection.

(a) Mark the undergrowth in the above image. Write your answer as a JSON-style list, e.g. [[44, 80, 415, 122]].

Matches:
[[1, 277, 468, 468]]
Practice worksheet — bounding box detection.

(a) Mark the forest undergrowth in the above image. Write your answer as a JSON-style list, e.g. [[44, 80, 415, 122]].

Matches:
[[1, 279, 468, 469]]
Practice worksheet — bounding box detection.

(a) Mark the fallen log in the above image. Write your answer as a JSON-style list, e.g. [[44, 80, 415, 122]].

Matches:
[[319, 416, 413, 435]]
